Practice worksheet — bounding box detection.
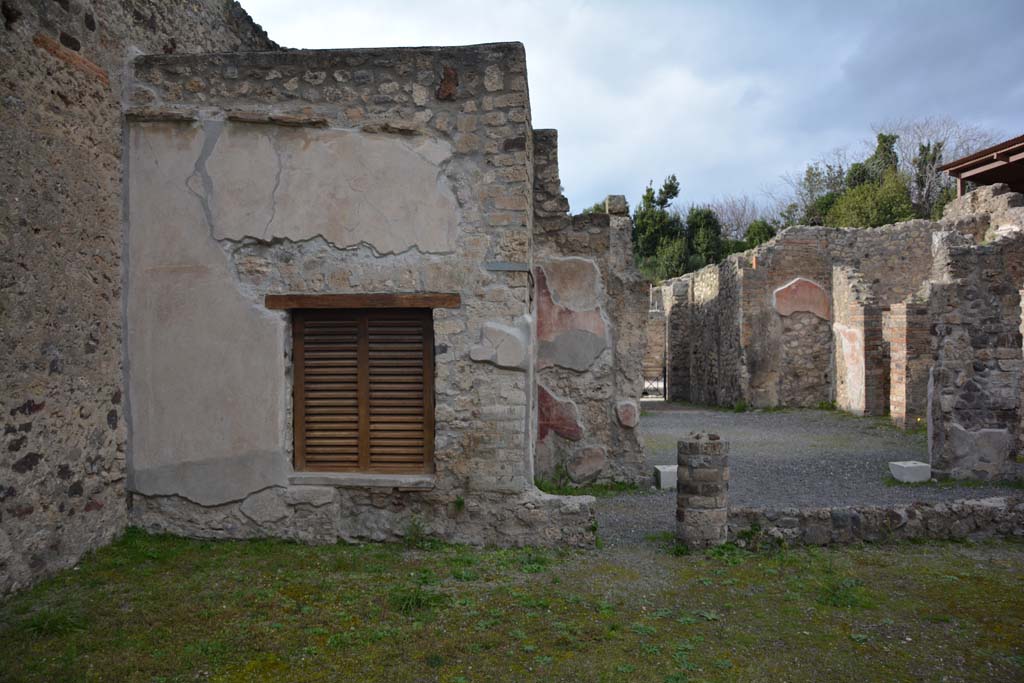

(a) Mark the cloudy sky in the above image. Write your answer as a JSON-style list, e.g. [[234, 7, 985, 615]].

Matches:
[[243, 0, 1023, 213]]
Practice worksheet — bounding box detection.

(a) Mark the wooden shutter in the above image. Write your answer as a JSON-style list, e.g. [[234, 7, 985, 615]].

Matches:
[[293, 309, 433, 473]]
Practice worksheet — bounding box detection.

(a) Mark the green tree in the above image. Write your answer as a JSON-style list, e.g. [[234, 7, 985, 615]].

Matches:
[[825, 170, 914, 228], [647, 236, 689, 281], [580, 200, 606, 215], [687, 206, 724, 265], [865, 133, 899, 179], [744, 219, 776, 247], [632, 175, 684, 261], [801, 191, 840, 225], [633, 175, 688, 280], [777, 202, 800, 228], [844, 162, 872, 189]]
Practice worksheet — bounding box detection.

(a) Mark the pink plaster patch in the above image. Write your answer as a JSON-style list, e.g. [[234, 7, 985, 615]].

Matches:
[[538, 385, 583, 441], [616, 400, 639, 428], [534, 266, 608, 370], [535, 267, 607, 341], [773, 278, 830, 319]]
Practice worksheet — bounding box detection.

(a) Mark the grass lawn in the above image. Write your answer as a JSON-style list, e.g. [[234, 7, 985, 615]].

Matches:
[[1, 530, 1023, 682]]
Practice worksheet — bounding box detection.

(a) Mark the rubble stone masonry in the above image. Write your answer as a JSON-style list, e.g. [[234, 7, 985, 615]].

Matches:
[[531, 130, 647, 486], [659, 185, 1024, 481], [1, 0, 274, 595]]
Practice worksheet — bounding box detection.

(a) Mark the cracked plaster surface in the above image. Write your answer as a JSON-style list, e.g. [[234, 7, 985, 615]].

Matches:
[[188, 120, 459, 254]]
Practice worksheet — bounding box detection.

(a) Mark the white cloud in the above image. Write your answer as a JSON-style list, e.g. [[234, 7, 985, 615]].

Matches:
[[242, 0, 1024, 213]]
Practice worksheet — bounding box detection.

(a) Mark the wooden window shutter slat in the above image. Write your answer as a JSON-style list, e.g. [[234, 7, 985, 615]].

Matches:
[[293, 308, 433, 473]]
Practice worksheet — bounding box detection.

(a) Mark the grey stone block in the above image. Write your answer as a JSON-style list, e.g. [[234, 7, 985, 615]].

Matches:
[[654, 465, 677, 490]]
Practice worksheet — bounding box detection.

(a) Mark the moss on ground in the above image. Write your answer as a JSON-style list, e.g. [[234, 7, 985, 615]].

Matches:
[[1, 530, 1022, 682]]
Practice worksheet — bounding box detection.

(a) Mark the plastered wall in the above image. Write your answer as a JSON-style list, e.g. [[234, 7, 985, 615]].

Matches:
[[123, 45, 595, 546]]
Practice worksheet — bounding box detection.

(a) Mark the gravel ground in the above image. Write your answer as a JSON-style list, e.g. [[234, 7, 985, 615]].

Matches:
[[596, 402, 1022, 546]]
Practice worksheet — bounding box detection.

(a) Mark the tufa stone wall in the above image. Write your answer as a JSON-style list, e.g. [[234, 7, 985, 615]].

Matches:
[[927, 228, 1024, 480], [123, 44, 597, 546], [661, 218, 953, 414], [729, 496, 1024, 546], [531, 130, 647, 486], [943, 183, 1024, 239], [1, 0, 273, 595]]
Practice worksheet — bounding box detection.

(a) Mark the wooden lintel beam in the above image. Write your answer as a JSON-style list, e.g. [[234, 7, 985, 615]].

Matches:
[[265, 292, 462, 310]]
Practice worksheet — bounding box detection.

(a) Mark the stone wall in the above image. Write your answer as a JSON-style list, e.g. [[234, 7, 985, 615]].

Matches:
[[122, 45, 596, 547], [943, 183, 1024, 238], [729, 496, 1024, 546], [531, 131, 646, 485], [1, 0, 274, 595], [662, 259, 744, 406], [661, 218, 950, 414], [928, 229, 1024, 479], [741, 231, 833, 407], [663, 278, 691, 401]]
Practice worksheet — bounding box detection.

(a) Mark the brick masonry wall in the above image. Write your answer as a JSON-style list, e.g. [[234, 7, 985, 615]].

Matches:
[[531, 131, 647, 485], [1, 0, 274, 595]]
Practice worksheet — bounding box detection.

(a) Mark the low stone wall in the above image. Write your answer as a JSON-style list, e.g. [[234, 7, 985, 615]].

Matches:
[[728, 496, 1024, 546], [131, 486, 595, 548]]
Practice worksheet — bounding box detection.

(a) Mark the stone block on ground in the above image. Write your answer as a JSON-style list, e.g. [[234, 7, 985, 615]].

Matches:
[[654, 465, 677, 490], [888, 460, 931, 483]]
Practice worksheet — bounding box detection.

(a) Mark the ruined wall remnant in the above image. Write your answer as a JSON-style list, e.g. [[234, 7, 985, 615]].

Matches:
[[730, 496, 1024, 546], [662, 219, 952, 414], [122, 44, 600, 546], [928, 229, 1024, 480], [657, 184, 1024, 479], [943, 183, 1024, 238], [888, 302, 931, 429], [1, 0, 274, 595], [531, 131, 647, 485]]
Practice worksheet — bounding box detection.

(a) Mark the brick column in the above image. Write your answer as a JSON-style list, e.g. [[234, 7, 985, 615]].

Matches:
[[676, 433, 729, 548]]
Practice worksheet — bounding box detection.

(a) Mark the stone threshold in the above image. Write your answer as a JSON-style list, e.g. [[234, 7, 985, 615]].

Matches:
[[288, 472, 436, 491]]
